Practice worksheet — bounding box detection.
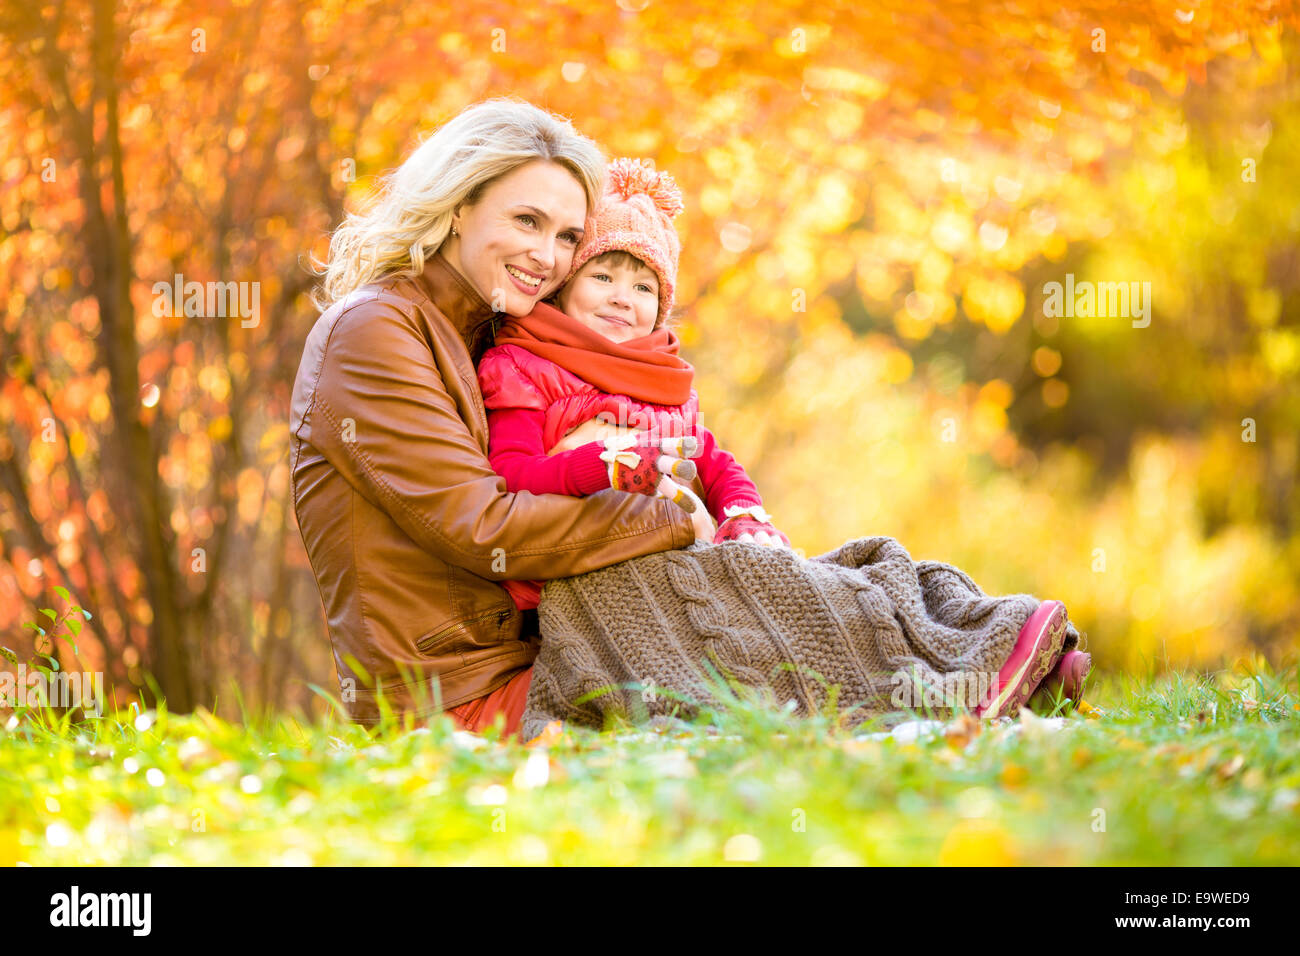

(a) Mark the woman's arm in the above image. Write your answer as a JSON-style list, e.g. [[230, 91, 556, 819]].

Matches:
[[296, 298, 696, 580]]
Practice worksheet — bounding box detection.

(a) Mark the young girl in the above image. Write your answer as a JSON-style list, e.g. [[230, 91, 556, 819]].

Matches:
[[477, 158, 790, 613], [477, 159, 1089, 715]]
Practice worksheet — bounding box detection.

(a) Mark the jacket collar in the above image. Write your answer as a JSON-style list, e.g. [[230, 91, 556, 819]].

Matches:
[[416, 249, 499, 352]]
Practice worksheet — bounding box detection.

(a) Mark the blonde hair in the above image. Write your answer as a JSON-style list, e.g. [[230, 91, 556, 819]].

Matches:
[[313, 98, 606, 311]]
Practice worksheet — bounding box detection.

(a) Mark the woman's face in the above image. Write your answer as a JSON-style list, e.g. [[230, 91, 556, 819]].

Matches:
[[443, 160, 589, 318]]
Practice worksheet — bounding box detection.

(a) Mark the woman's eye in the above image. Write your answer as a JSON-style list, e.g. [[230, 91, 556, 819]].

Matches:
[[560, 231, 578, 245], [516, 214, 536, 227]]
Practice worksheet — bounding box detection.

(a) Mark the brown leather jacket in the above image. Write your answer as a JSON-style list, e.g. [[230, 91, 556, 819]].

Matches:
[[290, 251, 696, 724]]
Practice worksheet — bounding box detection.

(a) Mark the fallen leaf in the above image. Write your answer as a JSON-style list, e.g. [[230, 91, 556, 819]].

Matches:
[[1216, 755, 1244, 780], [944, 713, 982, 750], [999, 763, 1029, 788], [525, 720, 565, 748], [1076, 700, 1104, 719], [840, 738, 884, 759]]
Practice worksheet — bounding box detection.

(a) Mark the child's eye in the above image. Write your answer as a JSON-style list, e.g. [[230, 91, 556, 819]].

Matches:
[[592, 272, 610, 282], [636, 283, 655, 294]]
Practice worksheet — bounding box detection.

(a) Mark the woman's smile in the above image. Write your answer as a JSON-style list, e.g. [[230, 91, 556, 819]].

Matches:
[[504, 263, 544, 294]]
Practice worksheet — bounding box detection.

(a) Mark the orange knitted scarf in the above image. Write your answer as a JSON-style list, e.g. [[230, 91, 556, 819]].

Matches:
[[492, 302, 694, 406]]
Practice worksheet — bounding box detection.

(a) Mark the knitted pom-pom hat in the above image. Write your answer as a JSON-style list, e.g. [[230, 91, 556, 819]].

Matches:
[[564, 157, 684, 321]]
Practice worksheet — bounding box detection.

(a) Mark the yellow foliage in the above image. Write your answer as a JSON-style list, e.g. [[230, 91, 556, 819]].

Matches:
[[962, 274, 1024, 332], [938, 819, 1016, 866]]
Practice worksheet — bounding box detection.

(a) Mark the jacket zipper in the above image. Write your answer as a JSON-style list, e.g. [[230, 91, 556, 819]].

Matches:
[[415, 605, 515, 653]]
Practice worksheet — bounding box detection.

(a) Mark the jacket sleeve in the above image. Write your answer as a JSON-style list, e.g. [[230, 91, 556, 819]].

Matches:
[[296, 298, 696, 579], [486, 406, 610, 496], [692, 424, 765, 519]]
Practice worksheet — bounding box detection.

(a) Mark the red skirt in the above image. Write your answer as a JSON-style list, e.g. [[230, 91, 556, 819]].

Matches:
[[445, 667, 534, 741]]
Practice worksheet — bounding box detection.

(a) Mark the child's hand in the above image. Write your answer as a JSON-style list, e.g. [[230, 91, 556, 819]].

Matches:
[[713, 504, 791, 549], [549, 418, 645, 455], [601, 434, 701, 506]]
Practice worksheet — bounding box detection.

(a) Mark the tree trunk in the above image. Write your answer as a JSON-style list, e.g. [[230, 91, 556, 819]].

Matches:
[[88, 0, 193, 710]]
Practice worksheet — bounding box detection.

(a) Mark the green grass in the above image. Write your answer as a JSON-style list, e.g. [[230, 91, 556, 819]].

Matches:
[[2, 662, 1298, 865]]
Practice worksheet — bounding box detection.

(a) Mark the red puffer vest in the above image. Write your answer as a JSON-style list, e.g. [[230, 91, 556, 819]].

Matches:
[[477, 343, 701, 450]]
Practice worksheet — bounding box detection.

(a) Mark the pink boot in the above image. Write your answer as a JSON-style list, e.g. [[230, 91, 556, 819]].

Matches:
[[975, 600, 1069, 719], [1029, 650, 1092, 713]]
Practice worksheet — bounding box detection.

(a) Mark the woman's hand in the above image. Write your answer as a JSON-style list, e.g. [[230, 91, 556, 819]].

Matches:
[[690, 503, 718, 543], [656, 477, 716, 542]]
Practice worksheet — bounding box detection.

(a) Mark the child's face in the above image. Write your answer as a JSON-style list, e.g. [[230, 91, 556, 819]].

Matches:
[[556, 257, 659, 344]]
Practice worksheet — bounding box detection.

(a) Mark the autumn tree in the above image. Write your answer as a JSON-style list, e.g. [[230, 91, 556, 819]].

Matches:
[[2, 0, 1296, 713]]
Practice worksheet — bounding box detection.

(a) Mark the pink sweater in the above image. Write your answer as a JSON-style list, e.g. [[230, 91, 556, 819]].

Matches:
[[478, 343, 763, 609]]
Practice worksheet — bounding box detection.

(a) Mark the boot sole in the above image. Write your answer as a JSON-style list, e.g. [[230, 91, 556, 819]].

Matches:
[[979, 601, 1068, 720]]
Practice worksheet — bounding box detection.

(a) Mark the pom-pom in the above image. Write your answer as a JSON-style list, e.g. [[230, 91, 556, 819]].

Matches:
[[606, 157, 684, 219]]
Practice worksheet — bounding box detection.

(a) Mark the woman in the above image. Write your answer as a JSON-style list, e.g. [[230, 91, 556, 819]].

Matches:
[[291, 98, 703, 737], [293, 98, 1089, 740]]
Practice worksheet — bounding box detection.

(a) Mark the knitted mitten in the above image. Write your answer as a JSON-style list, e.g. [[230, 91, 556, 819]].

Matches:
[[713, 502, 791, 548], [600, 434, 701, 512]]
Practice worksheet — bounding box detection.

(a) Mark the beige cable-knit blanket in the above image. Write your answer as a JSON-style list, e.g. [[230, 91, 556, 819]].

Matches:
[[519, 536, 1079, 740]]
